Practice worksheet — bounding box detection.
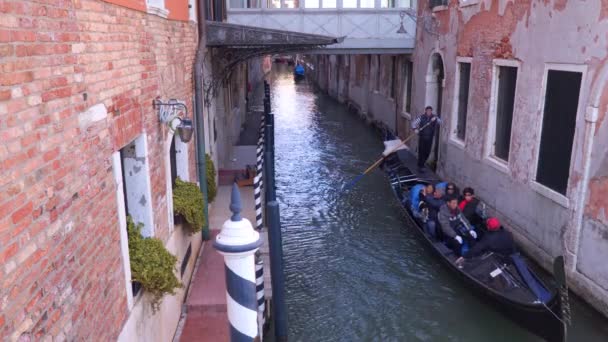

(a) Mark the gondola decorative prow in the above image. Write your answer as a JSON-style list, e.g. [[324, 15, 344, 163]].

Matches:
[[553, 256, 572, 327]]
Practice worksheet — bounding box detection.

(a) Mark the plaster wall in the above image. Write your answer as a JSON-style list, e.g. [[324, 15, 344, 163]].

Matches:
[[410, 0, 608, 316]]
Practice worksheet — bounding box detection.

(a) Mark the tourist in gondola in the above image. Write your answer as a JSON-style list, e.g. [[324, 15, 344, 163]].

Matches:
[[423, 186, 445, 240], [411, 106, 441, 172], [438, 195, 478, 255], [459, 187, 485, 227], [457, 217, 516, 260]]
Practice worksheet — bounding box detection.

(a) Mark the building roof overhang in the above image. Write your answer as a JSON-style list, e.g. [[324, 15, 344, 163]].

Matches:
[[206, 21, 344, 48], [203, 21, 344, 104]]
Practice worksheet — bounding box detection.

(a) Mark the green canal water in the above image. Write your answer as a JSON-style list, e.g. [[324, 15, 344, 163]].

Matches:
[[266, 66, 608, 341]]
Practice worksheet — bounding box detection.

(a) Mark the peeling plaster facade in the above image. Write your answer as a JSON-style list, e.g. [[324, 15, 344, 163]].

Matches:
[[307, 54, 413, 134], [408, 0, 608, 316]]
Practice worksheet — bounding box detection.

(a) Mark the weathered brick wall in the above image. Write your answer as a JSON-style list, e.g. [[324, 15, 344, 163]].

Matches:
[[0, 0, 198, 339]]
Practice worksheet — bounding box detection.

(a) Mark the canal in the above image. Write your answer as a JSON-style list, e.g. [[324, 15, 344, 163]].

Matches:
[[266, 66, 608, 341]]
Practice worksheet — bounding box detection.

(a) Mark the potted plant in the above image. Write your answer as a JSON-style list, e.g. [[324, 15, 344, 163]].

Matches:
[[173, 177, 206, 234], [206, 153, 217, 203], [127, 217, 182, 312]]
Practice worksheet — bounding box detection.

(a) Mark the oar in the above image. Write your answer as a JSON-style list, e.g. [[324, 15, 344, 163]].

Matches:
[[342, 120, 434, 191]]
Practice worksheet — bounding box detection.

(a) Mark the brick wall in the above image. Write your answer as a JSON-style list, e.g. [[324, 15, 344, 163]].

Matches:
[[0, 0, 198, 339]]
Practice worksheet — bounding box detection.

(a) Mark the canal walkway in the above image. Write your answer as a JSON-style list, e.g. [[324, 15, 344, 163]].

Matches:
[[176, 185, 272, 342]]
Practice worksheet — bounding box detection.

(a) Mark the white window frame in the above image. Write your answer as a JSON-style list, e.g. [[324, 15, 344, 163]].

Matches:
[[165, 130, 190, 230], [147, 0, 169, 18], [189, 0, 197, 21], [484, 59, 520, 174], [459, 0, 479, 8], [529, 63, 587, 208], [112, 152, 135, 310], [450, 57, 472, 149], [121, 134, 156, 238]]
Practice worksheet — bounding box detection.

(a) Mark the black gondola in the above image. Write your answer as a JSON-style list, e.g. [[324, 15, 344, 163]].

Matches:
[[380, 148, 570, 342]]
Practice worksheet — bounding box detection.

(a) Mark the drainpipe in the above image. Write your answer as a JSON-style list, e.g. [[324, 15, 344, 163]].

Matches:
[[567, 106, 598, 271], [194, 0, 210, 241]]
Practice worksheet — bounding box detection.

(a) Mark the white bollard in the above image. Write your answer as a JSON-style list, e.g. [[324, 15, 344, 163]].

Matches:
[[214, 183, 262, 341]]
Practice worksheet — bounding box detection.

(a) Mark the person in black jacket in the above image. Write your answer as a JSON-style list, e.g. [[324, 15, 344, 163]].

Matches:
[[411, 106, 441, 171], [459, 217, 515, 260], [459, 187, 484, 227], [423, 187, 445, 240]]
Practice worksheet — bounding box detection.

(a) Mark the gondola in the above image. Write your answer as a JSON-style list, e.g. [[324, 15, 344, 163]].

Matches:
[[380, 147, 570, 342], [294, 64, 305, 81]]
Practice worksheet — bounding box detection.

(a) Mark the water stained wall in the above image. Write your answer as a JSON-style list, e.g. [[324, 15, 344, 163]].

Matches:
[[410, 0, 608, 317]]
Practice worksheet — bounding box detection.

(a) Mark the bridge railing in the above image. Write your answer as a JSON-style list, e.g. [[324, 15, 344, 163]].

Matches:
[[228, 0, 414, 9], [226, 0, 416, 51]]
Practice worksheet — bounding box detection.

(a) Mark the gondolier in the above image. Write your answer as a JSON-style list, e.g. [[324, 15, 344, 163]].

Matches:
[[411, 106, 441, 171]]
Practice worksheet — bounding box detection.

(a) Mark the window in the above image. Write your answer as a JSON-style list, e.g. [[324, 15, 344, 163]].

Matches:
[[112, 152, 134, 308], [112, 135, 155, 300], [381, 0, 410, 8], [429, 0, 447, 8], [170, 137, 178, 187], [535, 69, 582, 195], [343, 0, 357, 7], [360, 0, 374, 8], [453, 60, 471, 143], [488, 63, 517, 163], [120, 135, 155, 238], [146, 0, 169, 17], [322, 0, 337, 7], [305, 0, 319, 7]]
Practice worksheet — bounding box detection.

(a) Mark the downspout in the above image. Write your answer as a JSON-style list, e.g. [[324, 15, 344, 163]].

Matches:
[[567, 106, 598, 270], [194, 0, 210, 241]]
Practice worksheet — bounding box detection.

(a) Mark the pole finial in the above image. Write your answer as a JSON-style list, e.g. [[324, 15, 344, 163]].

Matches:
[[230, 183, 242, 221]]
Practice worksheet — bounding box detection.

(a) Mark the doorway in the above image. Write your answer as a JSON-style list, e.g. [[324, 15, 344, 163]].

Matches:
[[424, 52, 445, 171]]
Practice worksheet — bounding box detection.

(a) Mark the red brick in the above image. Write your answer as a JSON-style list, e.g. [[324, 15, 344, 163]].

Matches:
[[42, 87, 72, 102], [0, 29, 9, 42], [0, 89, 11, 101], [0, 45, 13, 57], [11, 201, 33, 224], [42, 147, 60, 162], [0, 71, 33, 86], [0, 242, 18, 263], [10, 30, 36, 42]]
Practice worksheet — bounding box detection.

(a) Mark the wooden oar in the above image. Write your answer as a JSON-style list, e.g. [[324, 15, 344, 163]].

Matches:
[[342, 120, 434, 191]]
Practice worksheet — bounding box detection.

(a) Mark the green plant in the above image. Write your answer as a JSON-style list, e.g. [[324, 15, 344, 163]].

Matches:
[[206, 153, 217, 203], [173, 178, 206, 233], [127, 217, 182, 311]]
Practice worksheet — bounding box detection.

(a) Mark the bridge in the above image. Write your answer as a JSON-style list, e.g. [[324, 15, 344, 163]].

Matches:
[[224, 0, 417, 53]]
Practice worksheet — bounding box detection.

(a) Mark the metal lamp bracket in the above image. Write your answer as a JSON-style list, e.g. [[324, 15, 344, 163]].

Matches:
[[153, 98, 188, 129]]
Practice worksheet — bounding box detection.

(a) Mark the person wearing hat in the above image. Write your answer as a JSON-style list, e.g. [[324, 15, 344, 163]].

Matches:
[[458, 217, 516, 260]]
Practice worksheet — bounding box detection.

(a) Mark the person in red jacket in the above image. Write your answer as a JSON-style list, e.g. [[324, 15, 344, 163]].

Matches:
[[458, 187, 485, 227]]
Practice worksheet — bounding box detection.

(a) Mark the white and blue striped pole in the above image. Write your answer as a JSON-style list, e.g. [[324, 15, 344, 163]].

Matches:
[[214, 183, 262, 342]]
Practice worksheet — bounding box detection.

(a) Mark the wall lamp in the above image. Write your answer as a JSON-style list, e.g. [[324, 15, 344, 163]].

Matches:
[[153, 98, 194, 143]]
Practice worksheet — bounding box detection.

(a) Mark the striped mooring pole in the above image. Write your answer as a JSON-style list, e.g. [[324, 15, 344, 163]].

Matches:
[[214, 183, 262, 341], [253, 88, 268, 337], [255, 256, 266, 338]]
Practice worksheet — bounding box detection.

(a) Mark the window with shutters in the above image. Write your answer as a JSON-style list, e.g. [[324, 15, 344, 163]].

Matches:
[[451, 58, 471, 146], [531, 66, 584, 205], [486, 60, 519, 171]]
